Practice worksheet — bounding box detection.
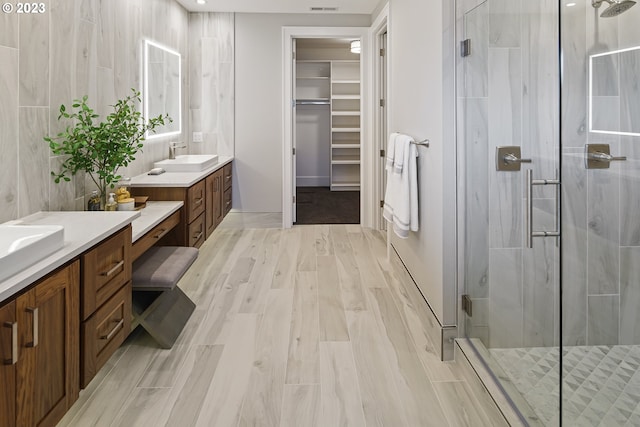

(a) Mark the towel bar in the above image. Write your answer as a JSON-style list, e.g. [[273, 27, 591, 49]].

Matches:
[[395, 132, 430, 147]]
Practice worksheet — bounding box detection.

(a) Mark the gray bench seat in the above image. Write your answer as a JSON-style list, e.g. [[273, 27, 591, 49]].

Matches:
[[131, 246, 198, 348]]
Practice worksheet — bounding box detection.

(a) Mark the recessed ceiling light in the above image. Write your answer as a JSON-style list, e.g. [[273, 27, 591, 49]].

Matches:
[[196, 0, 206, 4], [350, 40, 361, 54], [566, 2, 576, 6]]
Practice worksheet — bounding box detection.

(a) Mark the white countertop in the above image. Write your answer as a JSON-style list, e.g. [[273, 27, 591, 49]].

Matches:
[[131, 201, 183, 242], [0, 211, 140, 304], [130, 156, 233, 188]]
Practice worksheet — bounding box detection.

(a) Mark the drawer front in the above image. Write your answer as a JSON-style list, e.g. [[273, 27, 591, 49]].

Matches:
[[223, 188, 232, 216], [132, 210, 181, 262], [205, 174, 216, 238], [188, 213, 206, 248], [187, 180, 206, 223], [82, 226, 131, 320], [223, 163, 232, 191], [81, 281, 131, 388]]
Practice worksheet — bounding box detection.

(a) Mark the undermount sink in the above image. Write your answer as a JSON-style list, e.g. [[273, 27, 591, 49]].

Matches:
[[154, 154, 219, 172], [0, 224, 65, 282]]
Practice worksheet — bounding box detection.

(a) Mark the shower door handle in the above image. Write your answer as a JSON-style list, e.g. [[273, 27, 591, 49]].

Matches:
[[585, 144, 627, 169], [525, 169, 561, 248]]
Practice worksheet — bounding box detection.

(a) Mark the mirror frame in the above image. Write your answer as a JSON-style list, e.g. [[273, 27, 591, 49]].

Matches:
[[143, 39, 182, 140]]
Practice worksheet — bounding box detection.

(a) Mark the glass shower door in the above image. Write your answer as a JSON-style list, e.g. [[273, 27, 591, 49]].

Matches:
[[560, 1, 640, 424], [458, 0, 561, 423]]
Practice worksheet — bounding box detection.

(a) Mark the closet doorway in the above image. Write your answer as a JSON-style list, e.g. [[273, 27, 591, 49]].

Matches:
[[294, 37, 361, 225]]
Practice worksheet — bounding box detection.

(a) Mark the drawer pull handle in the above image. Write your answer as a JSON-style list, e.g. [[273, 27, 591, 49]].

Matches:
[[194, 198, 204, 206], [26, 307, 38, 348], [153, 228, 166, 239], [226, 201, 231, 206], [3, 322, 18, 365], [193, 231, 204, 241], [225, 175, 231, 181], [102, 260, 125, 277], [101, 319, 125, 341]]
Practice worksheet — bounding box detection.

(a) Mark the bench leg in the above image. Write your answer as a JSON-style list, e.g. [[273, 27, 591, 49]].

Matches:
[[132, 287, 196, 349]]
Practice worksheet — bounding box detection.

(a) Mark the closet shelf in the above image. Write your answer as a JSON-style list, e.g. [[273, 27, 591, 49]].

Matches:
[[331, 111, 360, 116], [332, 155, 360, 164], [331, 127, 360, 132], [331, 143, 360, 149], [332, 95, 360, 100], [297, 76, 330, 80], [332, 80, 360, 84]]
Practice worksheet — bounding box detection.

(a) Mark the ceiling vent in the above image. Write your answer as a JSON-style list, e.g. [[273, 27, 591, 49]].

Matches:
[[310, 6, 339, 11]]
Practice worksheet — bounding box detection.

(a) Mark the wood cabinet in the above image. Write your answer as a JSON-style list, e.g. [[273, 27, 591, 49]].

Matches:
[[132, 210, 180, 262], [0, 261, 80, 427], [132, 162, 232, 247], [80, 226, 132, 388]]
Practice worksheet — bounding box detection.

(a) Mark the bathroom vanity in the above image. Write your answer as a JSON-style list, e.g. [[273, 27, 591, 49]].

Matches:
[[129, 157, 233, 248]]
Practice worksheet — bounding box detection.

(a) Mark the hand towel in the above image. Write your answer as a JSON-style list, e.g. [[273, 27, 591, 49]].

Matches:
[[383, 137, 419, 238], [393, 133, 414, 174], [385, 132, 399, 172]]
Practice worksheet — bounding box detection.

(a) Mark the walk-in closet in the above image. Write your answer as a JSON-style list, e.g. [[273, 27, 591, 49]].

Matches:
[[294, 38, 361, 224]]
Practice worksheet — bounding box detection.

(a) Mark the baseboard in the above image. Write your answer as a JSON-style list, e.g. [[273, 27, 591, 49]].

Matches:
[[388, 245, 456, 361], [296, 176, 330, 187]]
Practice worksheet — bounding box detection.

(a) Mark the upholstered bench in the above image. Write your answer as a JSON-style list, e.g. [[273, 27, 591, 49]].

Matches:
[[131, 246, 198, 348]]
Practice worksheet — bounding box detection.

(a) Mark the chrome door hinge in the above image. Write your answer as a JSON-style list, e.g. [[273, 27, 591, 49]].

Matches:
[[461, 39, 471, 57], [293, 147, 296, 155], [293, 51, 296, 60], [380, 48, 385, 57], [462, 295, 472, 317], [380, 200, 384, 208], [380, 149, 385, 158], [379, 99, 385, 107], [293, 196, 296, 203]]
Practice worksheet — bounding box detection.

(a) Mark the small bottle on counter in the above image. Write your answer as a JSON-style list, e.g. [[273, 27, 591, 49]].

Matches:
[[105, 193, 117, 211], [87, 190, 101, 211]]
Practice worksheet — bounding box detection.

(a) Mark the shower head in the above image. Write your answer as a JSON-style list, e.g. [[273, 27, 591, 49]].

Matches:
[[592, 0, 636, 17]]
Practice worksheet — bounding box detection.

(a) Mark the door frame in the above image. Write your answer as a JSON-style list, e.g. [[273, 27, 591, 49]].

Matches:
[[282, 26, 369, 228], [370, 4, 389, 230]]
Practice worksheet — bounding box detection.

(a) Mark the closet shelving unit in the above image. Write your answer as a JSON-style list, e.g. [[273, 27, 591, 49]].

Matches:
[[296, 60, 331, 104], [330, 60, 361, 191]]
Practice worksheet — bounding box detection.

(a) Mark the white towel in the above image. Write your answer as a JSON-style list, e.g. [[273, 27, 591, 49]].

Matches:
[[393, 133, 413, 174], [383, 137, 419, 238], [385, 132, 399, 172]]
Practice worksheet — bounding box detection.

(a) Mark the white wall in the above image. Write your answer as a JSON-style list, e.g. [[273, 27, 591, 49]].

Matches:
[[388, 0, 456, 326], [234, 13, 370, 212]]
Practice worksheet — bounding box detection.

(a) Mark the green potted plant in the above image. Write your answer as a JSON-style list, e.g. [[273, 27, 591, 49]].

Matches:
[[45, 89, 170, 209]]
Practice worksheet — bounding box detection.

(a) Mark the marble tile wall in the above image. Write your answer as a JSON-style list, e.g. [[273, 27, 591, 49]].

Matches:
[[459, 0, 640, 349], [188, 13, 235, 157], [0, 0, 189, 222]]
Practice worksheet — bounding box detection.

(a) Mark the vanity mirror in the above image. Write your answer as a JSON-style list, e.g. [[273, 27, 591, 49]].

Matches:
[[589, 45, 640, 136], [144, 39, 181, 139]]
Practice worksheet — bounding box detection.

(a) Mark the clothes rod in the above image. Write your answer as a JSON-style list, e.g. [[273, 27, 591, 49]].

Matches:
[[296, 100, 330, 106]]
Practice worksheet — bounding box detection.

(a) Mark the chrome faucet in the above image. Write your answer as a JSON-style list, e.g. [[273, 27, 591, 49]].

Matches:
[[169, 142, 186, 159]]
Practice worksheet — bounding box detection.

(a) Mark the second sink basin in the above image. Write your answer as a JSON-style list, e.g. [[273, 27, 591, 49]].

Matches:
[[0, 224, 65, 283], [154, 154, 219, 172]]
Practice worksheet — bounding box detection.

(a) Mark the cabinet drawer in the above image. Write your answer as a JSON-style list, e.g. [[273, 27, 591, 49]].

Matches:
[[223, 188, 232, 215], [82, 226, 131, 321], [187, 180, 206, 223], [223, 163, 232, 191], [132, 210, 180, 262], [188, 213, 206, 248], [81, 282, 131, 388]]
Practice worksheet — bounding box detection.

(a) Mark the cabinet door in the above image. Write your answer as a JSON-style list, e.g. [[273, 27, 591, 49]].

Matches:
[[205, 173, 215, 238], [16, 261, 80, 427], [214, 170, 224, 226], [0, 301, 16, 427]]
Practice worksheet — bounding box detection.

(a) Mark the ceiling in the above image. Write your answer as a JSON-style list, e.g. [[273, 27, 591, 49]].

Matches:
[[174, 0, 379, 14]]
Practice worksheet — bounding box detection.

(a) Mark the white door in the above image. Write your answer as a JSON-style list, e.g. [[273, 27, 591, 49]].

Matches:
[[379, 31, 388, 230]]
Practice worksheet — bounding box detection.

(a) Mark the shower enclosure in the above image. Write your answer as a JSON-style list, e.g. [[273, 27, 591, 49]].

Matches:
[[457, 0, 640, 424]]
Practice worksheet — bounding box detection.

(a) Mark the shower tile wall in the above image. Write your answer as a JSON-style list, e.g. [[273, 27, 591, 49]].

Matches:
[[458, 0, 560, 349], [562, 2, 640, 346]]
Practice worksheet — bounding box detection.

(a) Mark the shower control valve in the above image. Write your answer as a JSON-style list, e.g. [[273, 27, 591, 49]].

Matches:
[[495, 146, 532, 171]]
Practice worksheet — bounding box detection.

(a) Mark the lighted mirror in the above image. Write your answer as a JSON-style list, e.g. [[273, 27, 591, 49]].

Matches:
[[143, 39, 181, 139], [589, 45, 640, 136]]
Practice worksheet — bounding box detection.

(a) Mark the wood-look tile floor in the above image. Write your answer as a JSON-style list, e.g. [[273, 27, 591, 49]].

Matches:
[[58, 223, 506, 427]]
